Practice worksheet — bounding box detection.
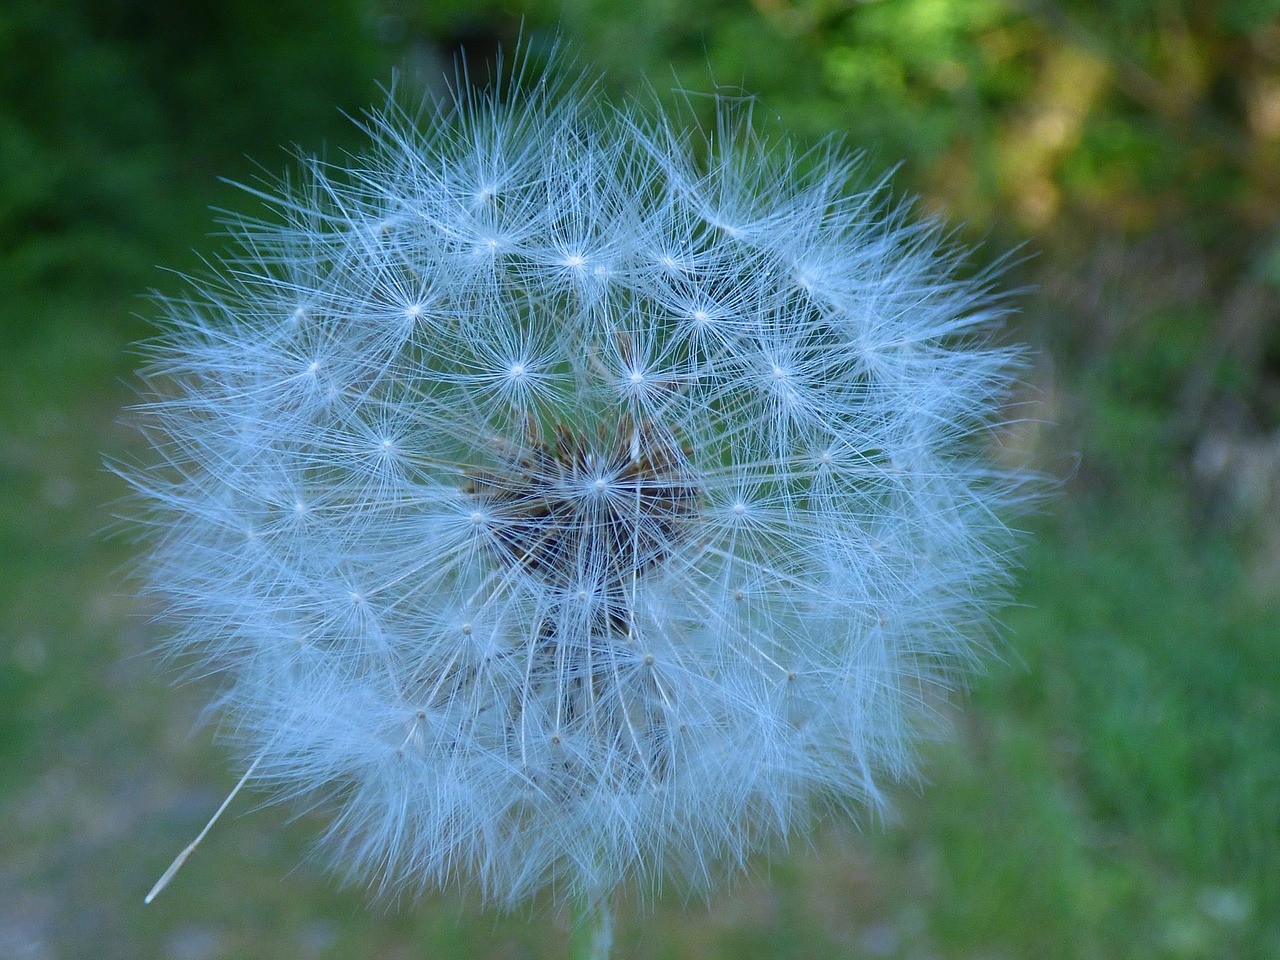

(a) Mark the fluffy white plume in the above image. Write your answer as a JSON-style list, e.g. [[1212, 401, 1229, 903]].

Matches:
[[126, 55, 1027, 907]]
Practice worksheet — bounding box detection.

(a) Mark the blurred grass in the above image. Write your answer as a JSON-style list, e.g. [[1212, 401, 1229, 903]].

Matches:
[[3, 1, 1278, 958]]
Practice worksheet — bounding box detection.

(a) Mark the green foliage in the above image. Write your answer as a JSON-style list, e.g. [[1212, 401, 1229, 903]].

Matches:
[[0, 2, 381, 307]]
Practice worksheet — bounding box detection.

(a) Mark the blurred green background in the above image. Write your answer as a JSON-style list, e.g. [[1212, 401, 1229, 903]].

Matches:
[[2, 1, 1278, 957]]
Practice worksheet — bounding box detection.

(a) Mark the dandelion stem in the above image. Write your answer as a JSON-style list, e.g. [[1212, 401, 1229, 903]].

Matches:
[[568, 889, 614, 960]]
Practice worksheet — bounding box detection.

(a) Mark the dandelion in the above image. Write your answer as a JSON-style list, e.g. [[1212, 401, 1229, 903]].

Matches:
[[125, 51, 1027, 955]]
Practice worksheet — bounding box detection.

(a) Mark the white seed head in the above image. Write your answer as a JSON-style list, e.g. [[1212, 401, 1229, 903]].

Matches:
[[125, 55, 1028, 908]]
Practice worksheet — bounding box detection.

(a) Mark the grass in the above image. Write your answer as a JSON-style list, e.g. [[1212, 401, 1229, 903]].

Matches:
[[910, 496, 1278, 959]]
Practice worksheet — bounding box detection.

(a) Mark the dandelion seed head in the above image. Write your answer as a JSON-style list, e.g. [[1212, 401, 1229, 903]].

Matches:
[[125, 53, 1029, 909]]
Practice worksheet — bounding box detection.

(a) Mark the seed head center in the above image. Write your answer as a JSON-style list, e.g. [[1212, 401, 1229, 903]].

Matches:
[[465, 415, 698, 601]]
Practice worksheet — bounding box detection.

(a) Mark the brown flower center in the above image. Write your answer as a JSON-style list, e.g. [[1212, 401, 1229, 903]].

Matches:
[[466, 414, 699, 621]]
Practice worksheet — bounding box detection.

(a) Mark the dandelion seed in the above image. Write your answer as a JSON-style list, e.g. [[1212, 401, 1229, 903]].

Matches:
[[122, 50, 1029, 950]]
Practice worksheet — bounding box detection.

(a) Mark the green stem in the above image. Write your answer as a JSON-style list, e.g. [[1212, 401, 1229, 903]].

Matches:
[[568, 890, 613, 960]]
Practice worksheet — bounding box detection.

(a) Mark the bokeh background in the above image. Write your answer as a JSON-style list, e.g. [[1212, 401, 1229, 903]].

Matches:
[[3, 1, 1278, 958]]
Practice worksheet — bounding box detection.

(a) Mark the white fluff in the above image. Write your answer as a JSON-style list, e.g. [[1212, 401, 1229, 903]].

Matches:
[[126, 56, 1027, 907]]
